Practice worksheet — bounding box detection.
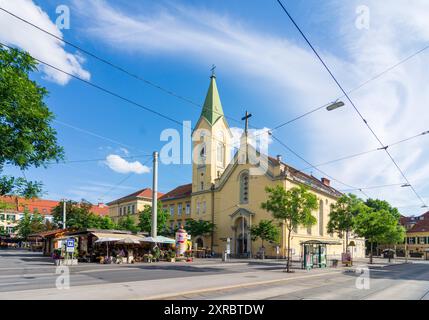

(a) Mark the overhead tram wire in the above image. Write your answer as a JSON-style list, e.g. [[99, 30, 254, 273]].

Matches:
[[0, 42, 369, 199], [0, 41, 250, 161], [3, 6, 429, 136], [299, 129, 429, 171], [276, 0, 427, 207], [3, 9, 421, 200], [270, 134, 370, 198], [0, 7, 244, 127], [53, 119, 148, 154], [101, 157, 152, 201]]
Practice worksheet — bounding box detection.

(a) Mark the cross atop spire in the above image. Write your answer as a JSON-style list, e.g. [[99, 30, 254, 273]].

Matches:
[[241, 111, 252, 134], [210, 64, 216, 78]]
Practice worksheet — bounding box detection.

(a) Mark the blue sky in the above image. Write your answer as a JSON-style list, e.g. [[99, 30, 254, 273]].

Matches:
[[1, 0, 429, 216]]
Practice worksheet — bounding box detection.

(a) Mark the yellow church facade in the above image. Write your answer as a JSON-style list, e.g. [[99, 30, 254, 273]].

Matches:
[[160, 74, 366, 260]]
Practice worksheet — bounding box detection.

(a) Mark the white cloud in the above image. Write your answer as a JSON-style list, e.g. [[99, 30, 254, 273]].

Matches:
[[73, 0, 429, 214], [105, 154, 150, 174], [0, 0, 90, 85]]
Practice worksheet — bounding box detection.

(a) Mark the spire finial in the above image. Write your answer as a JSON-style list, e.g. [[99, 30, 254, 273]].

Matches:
[[210, 64, 216, 78]]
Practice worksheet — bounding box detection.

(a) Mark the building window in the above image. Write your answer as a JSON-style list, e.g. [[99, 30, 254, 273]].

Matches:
[[178, 203, 183, 217], [217, 142, 225, 166], [132, 205, 135, 214], [6, 227, 14, 234], [6, 214, 15, 222], [170, 222, 174, 232], [418, 237, 426, 245], [200, 143, 206, 158], [0, 214, 4, 221], [186, 203, 191, 215], [408, 237, 416, 245], [239, 171, 249, 204], [196, 202, 200, 215], [170, 205, 175, 217], [202, 201, 206, 214], [319, 200, 324, 236]]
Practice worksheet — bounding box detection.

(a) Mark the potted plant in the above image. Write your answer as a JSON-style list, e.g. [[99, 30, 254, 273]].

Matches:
[[143, 253, 153, 263], [167, 250, 176, 262]]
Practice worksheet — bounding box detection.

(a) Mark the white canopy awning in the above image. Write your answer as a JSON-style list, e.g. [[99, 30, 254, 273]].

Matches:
[[92, 232, 145, 243]]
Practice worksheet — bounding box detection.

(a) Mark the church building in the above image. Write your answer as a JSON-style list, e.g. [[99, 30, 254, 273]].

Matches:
[[159, 73, 365, 259]]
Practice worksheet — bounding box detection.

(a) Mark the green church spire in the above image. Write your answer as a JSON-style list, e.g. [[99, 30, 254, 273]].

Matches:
[[201, 74, 224, 125]]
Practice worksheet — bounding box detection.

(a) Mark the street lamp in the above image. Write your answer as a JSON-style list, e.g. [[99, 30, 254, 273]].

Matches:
[[401, 184, 411, 187], [326, 100, 345, 111]]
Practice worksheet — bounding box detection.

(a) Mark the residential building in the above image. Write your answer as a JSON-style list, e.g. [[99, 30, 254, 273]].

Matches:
[[395, 211, 429, 259], [0, 196, 109, 237], [107, 188, 164, 223]]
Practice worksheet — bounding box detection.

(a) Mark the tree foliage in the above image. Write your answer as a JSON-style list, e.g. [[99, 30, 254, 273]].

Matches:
[[354, 204, 400, 264], [261, 185, 318, 272], [0, 45, 64, 198], [327, 193, 365, 251], [185, 219, 216, 238], [52, 200, 116, 230], [250, 219, 280, 249], [138, 202, 169, 235], [16, 210, 45, 240], [117, 214, 139, 233]]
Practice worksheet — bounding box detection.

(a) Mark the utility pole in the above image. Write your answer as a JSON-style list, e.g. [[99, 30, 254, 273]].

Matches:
[[62, 199, 66, 230], [151, 151, 158, 238]]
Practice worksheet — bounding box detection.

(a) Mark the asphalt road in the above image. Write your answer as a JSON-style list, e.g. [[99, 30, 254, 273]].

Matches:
[[0, 249, 241, 293], [1, 249, 429, 299], [170, 262, 429, 300]]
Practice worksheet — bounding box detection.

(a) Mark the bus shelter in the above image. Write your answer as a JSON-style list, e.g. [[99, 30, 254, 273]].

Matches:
[[301, 240, 342, 270]]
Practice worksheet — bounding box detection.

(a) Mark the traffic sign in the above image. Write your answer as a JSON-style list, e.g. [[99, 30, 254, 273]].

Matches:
[[66, 238, 75, 253]]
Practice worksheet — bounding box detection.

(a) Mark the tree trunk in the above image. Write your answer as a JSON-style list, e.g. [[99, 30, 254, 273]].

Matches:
[[261, 239, 265, 260], [370, 241, 373, 264], [286, 228, 292, 272], [345, 229, 349, 253]]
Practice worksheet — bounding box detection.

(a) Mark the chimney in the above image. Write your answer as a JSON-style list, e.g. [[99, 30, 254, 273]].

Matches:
[[276, 155, 282, 163], [321, 178, 330, 187]]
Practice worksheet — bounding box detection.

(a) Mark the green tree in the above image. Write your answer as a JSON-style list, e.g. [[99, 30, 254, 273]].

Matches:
[[250, 219, 280, 259], [378, 223, 406, 262], [16, 211, 44, 240], [97, 216, 118, 230], [261, 185, 318, 272], [0, 45, 64, 198], [118, 214, 139, 233], [354, 206, 400, 264], [138, 202, 169, 235], [185, 219, 216, 239], [327, 194, 364, 253], [52, 200, 115, 230]]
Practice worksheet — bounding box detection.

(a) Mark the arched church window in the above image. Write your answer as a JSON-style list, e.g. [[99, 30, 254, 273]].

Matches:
[[239, 171, 249, 204], [200, 143, 206, 158]]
